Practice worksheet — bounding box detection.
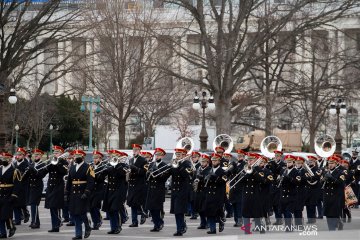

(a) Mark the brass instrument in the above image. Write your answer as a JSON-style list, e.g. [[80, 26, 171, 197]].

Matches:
[[193, 178, 200, 191], [260, 136, 282, 159], [213, 134, 233, 154], [229, 157, 262, 190], [314, 134, 336, 188], [277, 168, 289, 188], [36, 152, 70, 171]]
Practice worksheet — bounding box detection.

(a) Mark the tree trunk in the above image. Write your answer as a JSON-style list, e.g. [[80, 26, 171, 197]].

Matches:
[[214, 93, 232, 135], [118, 120, 126, 149], [309, 125, 316, 153], [265, 94, 272, 136]]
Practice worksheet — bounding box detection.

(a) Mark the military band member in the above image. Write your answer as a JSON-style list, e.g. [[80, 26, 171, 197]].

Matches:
[[0, 152, 18, 238], [64, 152, 75, 226], [41, 145, 68, 233], [22, 148, 46, 229], [293, 156, 306, 227], [258, 156, 274, 227], [304, 156, 322, 224], [228, 149, 246, 227], [89, 151, 106, 230], [203, 153, 227, 234], [193, 154, 211, 229], [141, 152, 154, 163], [101, 150, 128, 234], [322, 156, 345, 231], [349, 148, 360, 208], [188, 151, 201, 220], [341, 160, 353, 223], [13, 147, 30, 225], [241, 152, 265, 234], [65, 150, 94, 240], [279, 155, 300, 231], [145, 148, 168, 232], [267, 150, 285, 225], [170, 148, 192, 236], [127, 144, 147, 227]]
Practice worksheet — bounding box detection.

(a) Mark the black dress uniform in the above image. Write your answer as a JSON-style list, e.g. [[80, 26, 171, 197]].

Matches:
[[259, 164, 274, 225], [188, 159, 200, 219], [13, 155, 30, 225], [90, 161, 106, 230], [349, 157, 360, 208], [304, 164, 321, 224], [193, 164, 211, 229], [323, 164, 345, 230], [40, 157, 68, 232], [22, 159, 46, 228], [102, 161, 128, 234], [127, 154, 147, 226], [279, 163, 300, 230], [0, 157, 20, 238], [202, 165, 227, 234], [228, 159, 245, 226], [294, 165, 306, 226], [66, 155, 95, 239], [170, 156, 192, 236], [145, 159, 169, 231]]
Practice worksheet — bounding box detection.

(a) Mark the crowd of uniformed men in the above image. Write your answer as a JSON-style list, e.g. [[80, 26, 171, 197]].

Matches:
[[0, 143, 359, 239]]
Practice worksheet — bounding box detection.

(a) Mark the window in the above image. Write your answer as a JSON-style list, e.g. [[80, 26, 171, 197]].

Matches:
[[347, 107, 358, 132], [43, 40, 58, 94], [278, 108, 292, 130]]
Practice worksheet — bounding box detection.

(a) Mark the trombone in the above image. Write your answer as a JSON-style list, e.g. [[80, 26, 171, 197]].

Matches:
[[229, 156, 262, 190], [36, 152, 70, 171]]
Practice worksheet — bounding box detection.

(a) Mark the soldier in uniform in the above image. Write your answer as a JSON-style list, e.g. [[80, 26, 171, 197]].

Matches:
[[89, 151, 106, 230], [170, 148, 192, 236], [349, 148, 360, 208], [22, 148, 46, 229], [228, 149, 246, 227], [267, 150, 285, 225], [66, 150, 95, 240], [63, 152, 75, 226], [0, 152, 18, 238], [322, 156, 346, 230], [40, 145, 68, 233], [101, 150, 129, 234], [145, 148, 168, 232], [293, 156, 306, 227], [193, 154, 211, 229], [127, 144, 147, 227], [304, 156, 322, 224], [258, 156, 274, 227], [279, 155, 301, 231], [203, 153, 227, 234], [141, 152, 153, 163], [188, 151, 201, 220], [13, 147, 30, 225], [241, 152, 266, 234], [341, 160, 353, 223]]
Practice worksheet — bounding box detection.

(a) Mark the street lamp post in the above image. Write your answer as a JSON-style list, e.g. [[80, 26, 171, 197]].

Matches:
[[80, 96, 101, 152], [329, 98, 347, 154], [0, 86, 17, 149], [49, 124, 53, 154], [192, 90, 215, 151], [14, 124, 19, 149]]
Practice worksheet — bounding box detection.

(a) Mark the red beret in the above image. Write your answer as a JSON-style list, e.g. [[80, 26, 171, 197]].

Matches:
[[154, 148, 166, 156], [247, 152, 261, 159], [328, 155, 340, 163], [32, 148, 44, 155], [191, 151, 201, 157], [201, 154, 211, 162], [215, 146, 225, 153], [1, 152, 13, 158], [223, 153, 232, 158], [261, 156, 269, 163], [132, 144, 142, 150], [140, 151, 153, 158], [274, 150, 283, 154], [175, 148, 187, 154], [120, 151, 128, 157], [211, 153, 222, 160], [307, 155, 318, 161], [284, 155, 296, 161], [53, 145, 64, 153], [16, 147, 26, 155], [237, 149, 247, 155], [108, 149, 123, 157], [93, 151, 104, 158], [73, 149, 86, 157], [295, 156, 305, 163], [342, 160, 350, 166]]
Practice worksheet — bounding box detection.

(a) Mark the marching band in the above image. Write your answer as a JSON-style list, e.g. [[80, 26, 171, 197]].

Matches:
[[0, 134, 358, 239]]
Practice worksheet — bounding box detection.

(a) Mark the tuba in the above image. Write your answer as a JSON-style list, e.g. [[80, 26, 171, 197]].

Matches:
[[260, 136, 282, 159], [314, 134, 336, 159], [213, 134, 234, 153], [172, 137, 194, 168]]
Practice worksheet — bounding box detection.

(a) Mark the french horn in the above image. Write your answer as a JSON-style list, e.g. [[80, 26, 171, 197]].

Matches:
[[260, 136, 282, 158], [213, 134, 234, 153]]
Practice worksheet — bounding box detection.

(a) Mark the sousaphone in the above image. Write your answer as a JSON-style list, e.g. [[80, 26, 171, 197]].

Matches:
[[260, 136, 282, 158]]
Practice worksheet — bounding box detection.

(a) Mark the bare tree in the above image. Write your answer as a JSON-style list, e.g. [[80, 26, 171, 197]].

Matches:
[[149, 0, 358, 135]]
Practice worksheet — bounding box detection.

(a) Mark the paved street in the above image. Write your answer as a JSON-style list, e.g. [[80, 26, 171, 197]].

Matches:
[[10, 199, 360, 240]]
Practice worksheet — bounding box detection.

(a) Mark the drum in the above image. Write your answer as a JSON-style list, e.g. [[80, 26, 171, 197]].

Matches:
[[344, 185, 358, 206]]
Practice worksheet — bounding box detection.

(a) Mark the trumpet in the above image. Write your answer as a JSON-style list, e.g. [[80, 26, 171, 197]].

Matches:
[[193, 178, 200, 191], [36, 152, 70, 171], [277, 169, 288, 188]]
